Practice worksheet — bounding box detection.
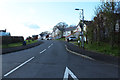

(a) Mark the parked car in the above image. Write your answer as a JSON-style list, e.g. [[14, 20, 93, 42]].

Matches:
[[48, 37, 52, 40], [68, 37, 77, 41], [45, 38, 49, 40]]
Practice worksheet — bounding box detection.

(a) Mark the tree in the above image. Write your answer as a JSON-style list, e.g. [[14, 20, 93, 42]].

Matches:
[[87, 21, 95, 44], [86, 0, 120, 49], [94, 0, 119, 47], [39, 31, 50, 37], [55, 22, 68, 38]]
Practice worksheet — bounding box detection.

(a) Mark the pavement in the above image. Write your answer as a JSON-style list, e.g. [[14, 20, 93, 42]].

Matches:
[[64, 41, 120, 66], [2, 41, 43, 54], [1, 40, 120, 80]]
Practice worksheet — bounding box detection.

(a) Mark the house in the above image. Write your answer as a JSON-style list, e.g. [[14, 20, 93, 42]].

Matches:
[[64, 22, 88, 39], [39, 31, 50, 40], [52, 21, 92, 40], [32, 35, 38, 40], [0, 29, 11, 36], [52, 27, 61, 39], [42, 34, 47, 40], [63, 26, 78, 38]]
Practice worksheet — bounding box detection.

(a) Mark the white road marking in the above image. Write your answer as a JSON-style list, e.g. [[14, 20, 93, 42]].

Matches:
[[48, 46, 51, 48], [4, 57, 34, 77], [48, 43, 53, 49], [51, 43, 53, 46], [40, 49, 46, 54], [63, 67, 79, 80], [65, 45, 94, 60]]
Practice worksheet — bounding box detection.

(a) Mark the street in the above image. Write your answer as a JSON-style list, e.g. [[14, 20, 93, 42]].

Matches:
[[2, 40, 119, 79]]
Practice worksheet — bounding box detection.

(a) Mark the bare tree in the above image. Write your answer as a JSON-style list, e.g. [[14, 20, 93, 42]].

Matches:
[[55, 22, 68, 38]]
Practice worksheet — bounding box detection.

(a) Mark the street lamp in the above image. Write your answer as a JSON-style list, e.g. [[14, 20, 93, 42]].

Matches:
[[75, 8, 84, 48], [75, 8, 84, 22]]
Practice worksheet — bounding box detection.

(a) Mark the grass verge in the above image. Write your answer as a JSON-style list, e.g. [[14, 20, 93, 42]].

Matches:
[[2, 40, 38, 48], [25, 40, 37, 45], [56, 38, 65, 41], [70, 41, 119, 57]]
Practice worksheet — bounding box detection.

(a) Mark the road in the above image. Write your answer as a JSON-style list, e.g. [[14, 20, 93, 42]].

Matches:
[[2, 40, 120, 79]]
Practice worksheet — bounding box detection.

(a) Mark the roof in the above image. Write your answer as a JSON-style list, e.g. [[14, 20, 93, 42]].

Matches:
[[32, 35, 38, 37], [0, 32, 10, 36], [64, 26, 77, 31]]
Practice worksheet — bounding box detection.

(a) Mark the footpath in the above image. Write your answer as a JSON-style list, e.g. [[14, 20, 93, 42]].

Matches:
[[64, 41, 120, 66], [2, 41, 43, 54]]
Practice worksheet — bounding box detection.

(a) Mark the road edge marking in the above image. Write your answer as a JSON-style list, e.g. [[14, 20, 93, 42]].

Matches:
[[4, 57, 34, 77], [65, 45, 120, 68], [65, 45, 95, 61]]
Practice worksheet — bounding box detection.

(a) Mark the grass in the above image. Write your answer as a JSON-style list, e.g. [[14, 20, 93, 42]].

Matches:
[[0, 45, 2, 48], [56, 38, 65, 41], [25, 40, 37, 45], [70, 41, 119, 57], [2, 40, 38, 48], [2, 42, 23, 48]]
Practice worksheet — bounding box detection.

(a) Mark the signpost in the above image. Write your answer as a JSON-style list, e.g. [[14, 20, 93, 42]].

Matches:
[[115, 20, 119, 32]]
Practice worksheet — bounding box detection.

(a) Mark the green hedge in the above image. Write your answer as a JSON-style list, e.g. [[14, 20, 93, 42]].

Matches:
[[1, 36, 24, 45]]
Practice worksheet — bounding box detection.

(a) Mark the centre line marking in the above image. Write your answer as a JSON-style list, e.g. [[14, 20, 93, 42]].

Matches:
[[4, 57, 34, 77], [51, 43, 53, 46], [40, 49, 46, 54], [48, 43, 53, 49], [48, 46, 51, 48]]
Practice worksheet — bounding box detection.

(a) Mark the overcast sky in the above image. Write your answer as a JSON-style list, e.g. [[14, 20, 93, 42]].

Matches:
[[0, 0, 101, 38]]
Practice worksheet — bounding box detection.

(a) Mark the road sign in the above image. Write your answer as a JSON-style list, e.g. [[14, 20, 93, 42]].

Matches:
[[115, 20, 119, 32]]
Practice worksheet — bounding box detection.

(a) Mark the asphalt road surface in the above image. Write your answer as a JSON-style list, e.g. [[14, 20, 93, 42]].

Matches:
[[2, 40, 120, 79]]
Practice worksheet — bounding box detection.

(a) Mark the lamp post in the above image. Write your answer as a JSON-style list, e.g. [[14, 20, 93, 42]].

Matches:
[[75, 8, 84, 48]]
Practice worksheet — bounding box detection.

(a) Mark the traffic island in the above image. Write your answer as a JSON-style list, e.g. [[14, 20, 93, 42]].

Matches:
[[2, 41, 43, 54]]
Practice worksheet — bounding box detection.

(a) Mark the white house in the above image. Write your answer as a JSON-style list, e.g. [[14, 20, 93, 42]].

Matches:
[[52, 27, 62, 39], [64, 23, 87, 38], [52, 21, 90, 40]]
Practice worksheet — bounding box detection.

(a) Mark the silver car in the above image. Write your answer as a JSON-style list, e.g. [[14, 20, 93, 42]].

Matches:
[[68, 37, 77, 41]]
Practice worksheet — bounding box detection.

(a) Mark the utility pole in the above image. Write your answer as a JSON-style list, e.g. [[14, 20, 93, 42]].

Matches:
[[75, 8, 84, 48]]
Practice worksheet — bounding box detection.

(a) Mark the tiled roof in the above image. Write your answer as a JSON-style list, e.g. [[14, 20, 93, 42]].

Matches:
[[64, 26, 77, 31]]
